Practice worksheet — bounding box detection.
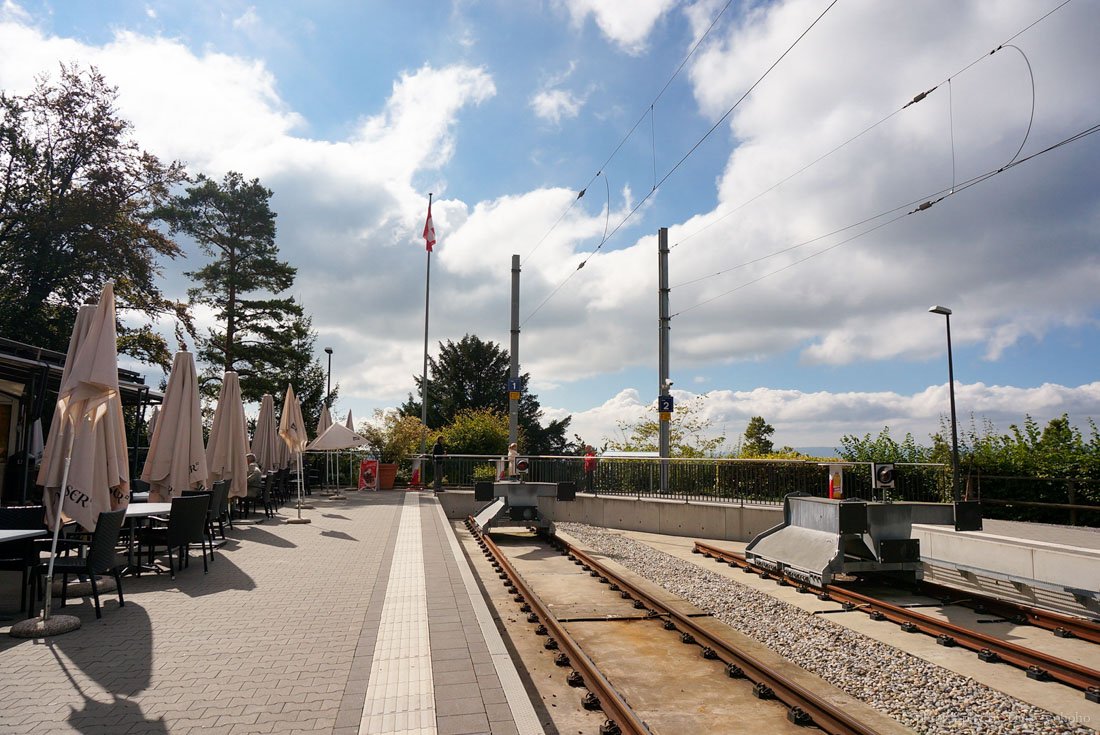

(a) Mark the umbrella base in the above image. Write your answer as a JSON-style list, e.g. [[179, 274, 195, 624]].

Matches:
[[9, 614, 82, 638], [286, 517, 312, 525], [296, 504, 315, 510], [329, 493, 346, 500]]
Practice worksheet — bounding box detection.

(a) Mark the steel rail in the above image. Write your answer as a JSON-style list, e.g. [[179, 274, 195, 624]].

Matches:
[[914, 579, 1100, 645], [465, 518, 652, 735], [557, 537, 880, 734], [693, 541, 1100, 697]]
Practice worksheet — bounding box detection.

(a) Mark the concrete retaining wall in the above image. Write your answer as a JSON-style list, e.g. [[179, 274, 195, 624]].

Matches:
[[436, 489, 783, 542]]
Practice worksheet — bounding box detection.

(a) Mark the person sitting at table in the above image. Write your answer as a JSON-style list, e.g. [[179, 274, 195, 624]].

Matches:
[[246, 453, 263, 499]]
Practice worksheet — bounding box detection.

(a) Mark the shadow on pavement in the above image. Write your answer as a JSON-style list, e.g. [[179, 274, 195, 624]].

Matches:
[[320, 530, 357, 542], [229, 525, 298, 548], [50, 603, 168, 735]]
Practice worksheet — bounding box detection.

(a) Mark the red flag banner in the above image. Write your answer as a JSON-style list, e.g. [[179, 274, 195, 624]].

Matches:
[[423, 201, 436, 252]]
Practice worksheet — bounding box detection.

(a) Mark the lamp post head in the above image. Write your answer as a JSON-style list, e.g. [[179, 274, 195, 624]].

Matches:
[[324, 347, 333, 355], [928, 305, 952, 316]]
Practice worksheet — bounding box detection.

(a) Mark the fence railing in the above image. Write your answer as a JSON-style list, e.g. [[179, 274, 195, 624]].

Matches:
[[415, 455, 1099, 527], [419, 454, 954, 505]]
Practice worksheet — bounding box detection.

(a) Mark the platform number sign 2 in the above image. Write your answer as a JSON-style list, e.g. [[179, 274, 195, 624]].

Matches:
[[657, 395, 674, 413]]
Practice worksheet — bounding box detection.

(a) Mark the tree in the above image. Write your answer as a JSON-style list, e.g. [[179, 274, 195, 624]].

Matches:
[[361, 409, 426, 464], [0, 64, 191, 368], [159, 171, 301, 398], [272, 312, 332, 436], [400, 334, 571, 454], [838, 426, 929, 463], [742, 416, 775, 456], [440, 408, 510, 456], [607, 396, 725, 457]]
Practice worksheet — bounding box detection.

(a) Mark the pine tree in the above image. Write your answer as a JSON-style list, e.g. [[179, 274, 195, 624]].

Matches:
[[160, 171, 302, 400]]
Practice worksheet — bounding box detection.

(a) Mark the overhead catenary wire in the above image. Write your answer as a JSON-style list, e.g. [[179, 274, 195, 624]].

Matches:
[[522, 0, 839, 326], [520, 0, 737, 266], [671, 0, 1069, 251], [670, 120, 1100, 318]]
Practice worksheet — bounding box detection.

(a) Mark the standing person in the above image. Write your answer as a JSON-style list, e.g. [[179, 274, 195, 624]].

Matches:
[[583, 446, 596, 493], [506, 442, 518, 479], [432, 437, 446, 492]]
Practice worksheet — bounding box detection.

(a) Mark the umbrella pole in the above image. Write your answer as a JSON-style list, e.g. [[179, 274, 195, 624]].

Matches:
[[11, 417, 82, 637], [287, 450, 311, 524], [42, 426, 77, 621]]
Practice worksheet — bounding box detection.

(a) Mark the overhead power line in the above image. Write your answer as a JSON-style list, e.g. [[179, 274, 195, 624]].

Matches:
[[522, 0, 839, 326], [671, 0, 1069, 251], [670, 121, 1100, 318], [521, 0, 736, 266]]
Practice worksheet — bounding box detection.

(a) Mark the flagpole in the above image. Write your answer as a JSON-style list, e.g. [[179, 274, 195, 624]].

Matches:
[[420, 193, 432, 459]]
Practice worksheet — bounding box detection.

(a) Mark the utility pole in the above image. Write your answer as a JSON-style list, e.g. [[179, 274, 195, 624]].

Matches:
[[658, 227, 670, 494], [509, 254, 520, 447]]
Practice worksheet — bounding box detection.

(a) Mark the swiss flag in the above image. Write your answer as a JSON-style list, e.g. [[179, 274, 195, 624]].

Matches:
[[423, 201, 436, 252]]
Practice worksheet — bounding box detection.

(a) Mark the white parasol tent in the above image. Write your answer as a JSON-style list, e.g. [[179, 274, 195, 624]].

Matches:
[[251, 393, 279, 473], [307, 422, 369, 451], [207, 372, 250, 501], [279, 384, 310, 524], [140, 351, 207, 502], [17, 282, 129, 636]]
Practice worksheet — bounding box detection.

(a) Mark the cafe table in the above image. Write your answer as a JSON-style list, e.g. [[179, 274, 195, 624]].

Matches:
[[0, 529, 47, 543], [123, 502, 173, 574]]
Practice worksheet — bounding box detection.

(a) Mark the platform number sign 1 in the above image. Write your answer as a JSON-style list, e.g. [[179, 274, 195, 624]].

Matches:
[[507, 378, 522, 401]]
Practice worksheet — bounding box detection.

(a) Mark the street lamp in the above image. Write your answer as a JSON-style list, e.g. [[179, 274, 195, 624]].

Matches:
[[928, 306, 961, 502], [324, 347, 333, 407]]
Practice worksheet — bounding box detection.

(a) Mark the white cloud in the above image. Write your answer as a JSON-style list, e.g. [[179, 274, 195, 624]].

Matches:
[[556, 382, 1100, 450], [560, 0, 677, 54], [530, 88, 584, 124]]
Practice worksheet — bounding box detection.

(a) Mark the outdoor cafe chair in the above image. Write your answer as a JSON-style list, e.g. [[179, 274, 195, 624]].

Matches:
[[0, 505, 46, 614], [208, 480, 231, 538], [136, 494, 211, 579], [27, 508, 126, 619]]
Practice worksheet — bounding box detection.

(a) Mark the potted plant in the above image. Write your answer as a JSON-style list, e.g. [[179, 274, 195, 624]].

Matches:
[[361, 409, 425, 490]]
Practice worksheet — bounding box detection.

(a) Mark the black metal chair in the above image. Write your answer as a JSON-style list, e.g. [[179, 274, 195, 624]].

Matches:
[[28, 508, 126, 619], [136, 494, 211, 579], [0, 505, 46, 614], [208, 480, 231, 538]]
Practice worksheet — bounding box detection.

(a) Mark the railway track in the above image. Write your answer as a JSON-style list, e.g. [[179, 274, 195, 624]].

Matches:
[[466, 517, 904, 734], [692, 540, 1100, 701]]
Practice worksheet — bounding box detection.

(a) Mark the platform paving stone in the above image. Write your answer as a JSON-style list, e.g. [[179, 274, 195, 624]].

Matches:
[[0, 491, 418, 734]]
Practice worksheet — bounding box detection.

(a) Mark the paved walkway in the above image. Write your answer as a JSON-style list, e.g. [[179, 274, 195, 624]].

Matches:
[[0, 490, 542, 735]]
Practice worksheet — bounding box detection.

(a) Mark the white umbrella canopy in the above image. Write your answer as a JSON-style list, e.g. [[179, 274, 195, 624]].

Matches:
[[316, 405, 332, 438], [344, 410, 354, 430], [306, 422, 369, 451], [37, 284, 129, 533], [206, 371, 250, 499], [250, 393, 279, 472], [140, 351, 207, 502]]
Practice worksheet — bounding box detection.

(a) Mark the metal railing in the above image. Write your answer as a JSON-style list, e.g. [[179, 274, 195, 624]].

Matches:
[[419, 454, 953, 505]]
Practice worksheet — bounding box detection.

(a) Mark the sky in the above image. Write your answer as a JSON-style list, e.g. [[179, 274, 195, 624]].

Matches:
[[2, 0, 1098, 453]]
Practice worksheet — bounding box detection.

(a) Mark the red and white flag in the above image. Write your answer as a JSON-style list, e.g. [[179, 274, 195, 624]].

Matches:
[[423, 201, 436, 252]]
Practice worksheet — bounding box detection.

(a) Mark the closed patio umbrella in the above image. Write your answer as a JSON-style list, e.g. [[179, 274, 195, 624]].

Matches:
[[251, 394, 279, 473], [140, 351, 207, 502], [279, 384, 310, 524], [344, 410, 354, 430], [23, 282, 129, 634], [207, 372, 249, 500], [316, 405, 332, 437]]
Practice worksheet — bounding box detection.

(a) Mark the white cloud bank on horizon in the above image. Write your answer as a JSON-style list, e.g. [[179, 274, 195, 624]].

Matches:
[[1, 1, 1097, 447], [555, 381, 1100, 451]]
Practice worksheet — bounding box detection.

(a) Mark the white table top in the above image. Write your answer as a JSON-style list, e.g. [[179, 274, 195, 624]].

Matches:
[[124, 502, 173, 518], [0, 528, 47, 542], [131, 492, 150, 502]]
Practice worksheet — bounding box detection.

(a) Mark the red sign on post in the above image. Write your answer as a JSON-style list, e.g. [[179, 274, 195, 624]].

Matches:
[[359, 460, 379, 491]]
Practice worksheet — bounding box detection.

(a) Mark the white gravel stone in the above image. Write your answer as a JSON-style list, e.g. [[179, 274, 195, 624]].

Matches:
[[558, 522, 1096, 735]]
